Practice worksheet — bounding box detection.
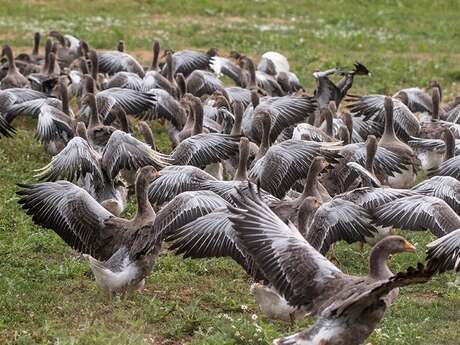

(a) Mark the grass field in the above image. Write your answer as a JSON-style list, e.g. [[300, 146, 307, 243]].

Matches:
[[1, 1, 460, 344]]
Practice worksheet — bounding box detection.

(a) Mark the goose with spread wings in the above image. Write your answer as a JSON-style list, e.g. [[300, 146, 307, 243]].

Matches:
[[227, 184, 432, 345]]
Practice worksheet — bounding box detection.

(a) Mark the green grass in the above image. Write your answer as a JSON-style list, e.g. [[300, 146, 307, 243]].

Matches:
[[1, 1, 460, 344]]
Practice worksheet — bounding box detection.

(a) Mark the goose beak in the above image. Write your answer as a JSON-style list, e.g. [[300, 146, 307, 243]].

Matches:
[[153, 171, 161, 178], [403, 240, 417, 253]]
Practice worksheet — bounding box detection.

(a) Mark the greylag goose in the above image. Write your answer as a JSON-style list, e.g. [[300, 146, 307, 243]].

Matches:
[[17, 166, 164, 296], [0, 45, 29, 89], [314, 62, 370, 109], [185, 69, 224, 97], [378, 97, 419, 188], [227, 185, 432, 345], [409, 127, 457, 171], [162, 48, 218, 78], [347, 93, 420, 141], [412, 176, 460, 214], [49, 30, 80, 66], [28, 51, 60, 93], [209, 55, 242, 86], [428, 128, 460, 180], [249, 138, 341, 198], [143, 41, 174, 93], [97, 49, 145, 78], [321, 134, 410, 194], [393, 87, 432, 115]]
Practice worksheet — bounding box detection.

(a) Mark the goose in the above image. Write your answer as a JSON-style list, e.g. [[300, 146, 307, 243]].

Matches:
[[427, 229, 460, 285], [347, 93, 420, 141], [78, 77, 156, 124], [419, 87, 453, 139], [378, 97, 419, 188], [410, 127, 456, 171], [393, 87, 432, 115], [185, 69, 224, 97], [138, 121, 156, 149], [209, 55, 242, 86], [162, 48, 218, 78], [28, 52, 60, 94], [240, 56, 284, 96], [321, 134, 411, 195], [0, 45, 29, 89], [35, 124, 170, 215], [143, 41, 175, 94], [227, 185, 432, 345], [246, 94, 317, 145], [49, 30, 80, 66], [249, 136, 341, 199], [314, 62, 370, 110], [17, 166, 164, 296], [428, 128, 460, 180], [412, 176, 460, 214], [97, 49, 145, 78]]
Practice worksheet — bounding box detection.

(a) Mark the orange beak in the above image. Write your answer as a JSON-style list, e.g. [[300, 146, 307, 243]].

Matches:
[[153, 171, 161, 178], [403, 240, 417, 253]]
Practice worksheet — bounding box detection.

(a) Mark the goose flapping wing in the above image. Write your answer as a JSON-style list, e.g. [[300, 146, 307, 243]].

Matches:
[[35, 104, 74, 143], [166, 50, 210, 77], [35, 136, 103, 183], [101, 130, 171, 179], [171, 133, 241, 167], [267, 95, 317, 143], [107, 72, 145, 91], [429, 155, 460, 180], [412, 176, 460, 214], [347, 95, 420, 140], [305, 198, 377, 255], [337, 186, 419, 210], [97, 51, 145, 77], [95, 88, 156, 120], [313, 69, 340, 109], [374, 195, 460, 237], [393, 88, 432, 114], [154, 190, 230, 238], [227, 183, 342, 311], [17, 181, 114, 259], [427, 229, 460, 273], [148, 165, 216, 205], [186, 70, 224, 97], [346, 162, 382, 188], [0, 115, 15, 137], [209, 57, 242, 85], [249, 140, 341, 199]]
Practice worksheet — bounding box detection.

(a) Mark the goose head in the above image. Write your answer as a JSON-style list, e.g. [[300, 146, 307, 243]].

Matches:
[[116, 40, 125, 52], [369, 235, 416, 280], [231, 100, 244, 136], [297, 196, 322, 236], [302, 156, 329, 200]]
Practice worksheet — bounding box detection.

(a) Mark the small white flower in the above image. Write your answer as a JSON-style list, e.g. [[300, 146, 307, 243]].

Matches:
[[251, 314, 258, 320], [241, 304, 248, 311]]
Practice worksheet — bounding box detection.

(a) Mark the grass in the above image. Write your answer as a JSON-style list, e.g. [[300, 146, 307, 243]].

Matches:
[[0, 1, 459, 344]]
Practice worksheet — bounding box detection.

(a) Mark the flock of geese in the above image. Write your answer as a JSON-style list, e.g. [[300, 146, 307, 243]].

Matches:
[[1, 31, 460, 345]]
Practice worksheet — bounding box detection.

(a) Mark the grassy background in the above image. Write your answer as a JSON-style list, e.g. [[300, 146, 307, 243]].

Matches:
[[1, 1, 460, 344]]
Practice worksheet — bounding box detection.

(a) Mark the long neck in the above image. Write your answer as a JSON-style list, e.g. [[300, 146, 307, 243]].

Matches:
[[192, 101, 203, 135], [3, 46, 16, 72], [256, 118, 271, 160], [176, 73, 186, 97], [89, 50, 98, 81], [369, 244, 393, 280], [47, 53, 56, 75], [234, 140, 249, 181], [432, 88, 440, 121], [43, 39, 52, 71], [151, 41, 160, 71], [251, 90, 259, 108], [32, 33, 40, 56], [76, 122, 89, 141], [298, 206, 316, 238], [302, 163, 321, 199], [88, 95, 101, 128], [59, 82, 70, 115], [135, 174, 155, 220], [324, 109, 333, 136], [444, 130, 455, 160], [231, 101, 243, 135], [116, 109, 130, 132], [166, 53, 174, 83], [366, 138, 377, 173], [80, 58, 89, 74], [382, 102, 396, 141], [246, 59, 257, 89], [139, 122, 155, 147]]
